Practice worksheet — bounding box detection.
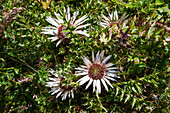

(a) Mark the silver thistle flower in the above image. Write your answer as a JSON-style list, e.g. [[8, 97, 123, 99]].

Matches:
[[100, 9, 129, 29], [75, 51, 119, 94], [42, 7, 90, 47], [46, 69, 75, 100]]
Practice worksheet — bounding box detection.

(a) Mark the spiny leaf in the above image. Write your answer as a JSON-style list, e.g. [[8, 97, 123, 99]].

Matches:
[[120, 91, 124, 101], [132, 86, 138, 94], [135, 84, 142, 94], [14, 69, 19, 74], [132, 97, 137, 108], [151, 79, 158, 88], [124, 94, 130, 103], [115, 87, 119, 96]]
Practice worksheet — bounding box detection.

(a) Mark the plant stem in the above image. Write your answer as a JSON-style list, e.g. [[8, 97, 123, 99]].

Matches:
[[96, 90, 108, 112], [67, 99, 72, 113], [9, 55, 38, 73]]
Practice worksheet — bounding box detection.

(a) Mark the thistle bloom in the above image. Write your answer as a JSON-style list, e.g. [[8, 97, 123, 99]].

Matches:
[[99, 9, 130, 46], [42, 7, 90, 47], [75, 51, 119, 94], [46, 69, 74, 100], [99, 9, 128, 29]]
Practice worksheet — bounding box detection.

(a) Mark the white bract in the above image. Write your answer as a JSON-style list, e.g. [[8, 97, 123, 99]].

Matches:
[[75, 51, 119, 94]]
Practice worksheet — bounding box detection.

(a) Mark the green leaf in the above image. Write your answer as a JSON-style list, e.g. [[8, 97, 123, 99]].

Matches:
[[124, 3, 135, 8], [115, 87, 119, 96], [138, 105, 142, 111], [148, 26, 154, 36], [155, 0, 164, 5], [0, 58, 5, 62], [132, 87, 138, 94], [132, 97, 137, 108], [135, 84, 142, 94], [65, 34, 71, 38], [134, 57, 139, 64], [120, 91, 124, 101], [167, 67, 170, 72], [14, 69, 19, 74], [151, 79, 158, 87], [124, 94, 130, 103]]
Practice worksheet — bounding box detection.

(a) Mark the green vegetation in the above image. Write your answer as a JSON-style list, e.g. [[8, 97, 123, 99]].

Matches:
[[0, 0, 169, 112]]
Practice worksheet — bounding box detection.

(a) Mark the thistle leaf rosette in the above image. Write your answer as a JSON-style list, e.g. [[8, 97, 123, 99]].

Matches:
[[75, 51, 119, 94]]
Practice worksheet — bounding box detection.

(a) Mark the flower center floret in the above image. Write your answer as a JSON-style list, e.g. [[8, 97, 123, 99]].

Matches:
[[88, 64, 105, 80], [58, 25, 67, 38]]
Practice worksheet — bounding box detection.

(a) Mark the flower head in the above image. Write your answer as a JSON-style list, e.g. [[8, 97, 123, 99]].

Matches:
[[75, 51, 119, 94], [42, 7, 90, 47], [99, 9, 128, 30], [99, 9, 130, 46], [46, 69, 75, 100]]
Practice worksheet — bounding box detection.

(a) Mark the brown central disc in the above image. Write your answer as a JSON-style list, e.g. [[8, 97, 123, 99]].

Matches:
[[88, 64, 105, 80], [60, 78, 73, 90], [58, 25, 67, 38]]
